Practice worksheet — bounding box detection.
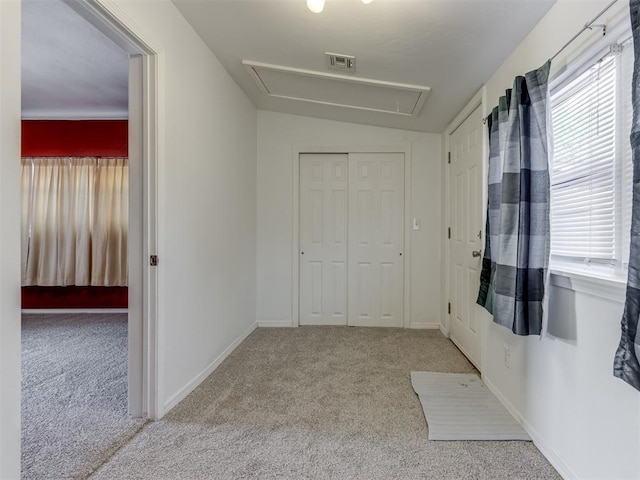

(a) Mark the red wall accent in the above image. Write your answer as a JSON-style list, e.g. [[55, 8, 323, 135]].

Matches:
[[22, 287, 128, 309], [22, 120, 128, 157]]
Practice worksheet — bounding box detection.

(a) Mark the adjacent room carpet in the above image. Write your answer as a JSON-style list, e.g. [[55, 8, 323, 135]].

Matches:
[[411, 372, 531, 441], [91, 327, 559, 480], [22, 313, 146, 480]]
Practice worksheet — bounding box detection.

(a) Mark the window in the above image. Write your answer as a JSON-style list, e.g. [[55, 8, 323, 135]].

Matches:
[[21, 157, 129, 287], [550, 40, 633, 273]]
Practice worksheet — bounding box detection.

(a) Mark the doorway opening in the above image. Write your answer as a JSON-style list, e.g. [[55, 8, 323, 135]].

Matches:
[[20, 0, 158, 477]]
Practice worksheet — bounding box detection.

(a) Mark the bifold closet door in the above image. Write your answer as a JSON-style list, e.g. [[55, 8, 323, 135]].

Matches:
[[299, 154, 348, 325], [348, 153, 404, 327]]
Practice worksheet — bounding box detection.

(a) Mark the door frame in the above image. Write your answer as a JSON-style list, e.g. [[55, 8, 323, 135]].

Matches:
[[442, 87, 487, 371], [291, 144, 412, 328], [62, 0, 161, 419]]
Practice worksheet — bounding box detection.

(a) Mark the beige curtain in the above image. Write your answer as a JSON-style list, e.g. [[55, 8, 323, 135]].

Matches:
[[21, 157, 128, 286]]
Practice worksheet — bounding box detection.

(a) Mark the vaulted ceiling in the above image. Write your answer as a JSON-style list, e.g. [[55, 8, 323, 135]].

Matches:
[[173, 0, 556, 132], [21, 0, 556, 132]]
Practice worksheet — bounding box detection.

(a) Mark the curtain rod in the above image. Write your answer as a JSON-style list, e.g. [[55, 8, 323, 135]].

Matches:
[[483, 0, 621, 125], [550, 0, 620, 62]]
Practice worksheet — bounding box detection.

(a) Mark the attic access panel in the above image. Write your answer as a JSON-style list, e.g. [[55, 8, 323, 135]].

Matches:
[[243, 61, 430, 116]]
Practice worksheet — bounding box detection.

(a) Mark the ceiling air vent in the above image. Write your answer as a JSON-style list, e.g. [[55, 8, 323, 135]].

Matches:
[[326, 52, 355, 72]]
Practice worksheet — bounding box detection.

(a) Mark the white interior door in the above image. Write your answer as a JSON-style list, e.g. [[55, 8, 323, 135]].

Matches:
[[128, 54, 144, 417], [449, 106, 483, 369], [299, 154, 348, 325], [348, 153, 404, 327]]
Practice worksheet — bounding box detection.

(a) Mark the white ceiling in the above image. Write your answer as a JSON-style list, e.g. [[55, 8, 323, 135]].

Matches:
[[173, 0, 556, 132], [20, 0, 556, 130], [21, 0, 129, 119]]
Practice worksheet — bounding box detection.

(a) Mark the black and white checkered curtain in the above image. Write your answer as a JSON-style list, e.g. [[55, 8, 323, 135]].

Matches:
[[614, 0, 640, 392], [477, 62, 552, 336]]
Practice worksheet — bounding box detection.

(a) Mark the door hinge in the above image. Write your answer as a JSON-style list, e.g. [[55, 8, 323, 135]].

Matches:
[[150, 255, 159, 266], [448, 302, 451, 314], [448, 227, 451, 239], [448, 152, 451, 164]]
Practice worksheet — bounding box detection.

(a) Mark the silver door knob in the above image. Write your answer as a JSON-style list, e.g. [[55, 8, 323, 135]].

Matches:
[[472, 250, 482, 257]]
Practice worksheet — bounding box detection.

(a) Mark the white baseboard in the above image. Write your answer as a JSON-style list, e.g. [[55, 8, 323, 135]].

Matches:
[[22, 308, 128, 314], [257, 320, 293, 328], [439, 324, 449, 337], [259, 320, 444, 330], [482, 375, 577, 480], [449, 335, 481, 371], [481, 375, 524, 424], [163, 321, 257, 414], [409, 322, 442, 330], [520, 417, 577, 480]]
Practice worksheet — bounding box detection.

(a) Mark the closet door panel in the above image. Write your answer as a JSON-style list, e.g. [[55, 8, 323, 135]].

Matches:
[[348, 153, 404, 327], [299, 154, 348, 325]]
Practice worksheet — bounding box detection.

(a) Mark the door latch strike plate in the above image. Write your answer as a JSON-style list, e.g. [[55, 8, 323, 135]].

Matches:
[[150, 255, 159, 266]]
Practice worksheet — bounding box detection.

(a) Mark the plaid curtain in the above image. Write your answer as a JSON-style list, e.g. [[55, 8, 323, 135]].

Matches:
[[477, 61, 552, 336], [614, 0, 640, 391]]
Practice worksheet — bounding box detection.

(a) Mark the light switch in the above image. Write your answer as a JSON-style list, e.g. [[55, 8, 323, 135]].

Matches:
[[412, 218, 420, 231]]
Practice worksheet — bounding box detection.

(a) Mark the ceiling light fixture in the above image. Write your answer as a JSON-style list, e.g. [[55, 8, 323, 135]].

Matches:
[[306, 0, 325, 13], [307, 0, 372, 13]]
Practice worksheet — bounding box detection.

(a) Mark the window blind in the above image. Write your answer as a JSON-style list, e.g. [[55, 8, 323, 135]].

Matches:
[[551, 55, 618, 260]]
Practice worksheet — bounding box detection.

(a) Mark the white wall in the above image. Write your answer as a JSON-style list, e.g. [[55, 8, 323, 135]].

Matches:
[[0, 1, 23, 477], [97, 0, 258, 414], [0, 0, 257, 469], [475, 1, 640, 478], [257, 111, 441, 329]]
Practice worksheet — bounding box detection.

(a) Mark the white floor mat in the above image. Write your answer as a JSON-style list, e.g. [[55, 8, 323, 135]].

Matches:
[[411, 372, 531, 441]]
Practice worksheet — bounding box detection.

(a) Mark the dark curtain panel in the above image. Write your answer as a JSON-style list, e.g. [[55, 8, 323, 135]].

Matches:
[[477, 62, 552, 336], [614, 0, 640, 391]]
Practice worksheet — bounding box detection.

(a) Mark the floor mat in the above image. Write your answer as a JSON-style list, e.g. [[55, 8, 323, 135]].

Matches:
[[411, 371, 531, 441]]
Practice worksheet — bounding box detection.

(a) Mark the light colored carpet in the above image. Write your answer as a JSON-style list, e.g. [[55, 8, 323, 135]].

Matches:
[[22, 313, 146, 480], [411, 372, 531, 441], [91, 327, 559, 480]]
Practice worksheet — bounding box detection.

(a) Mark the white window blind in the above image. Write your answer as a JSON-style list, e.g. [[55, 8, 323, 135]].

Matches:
[[550, 45, 633, 268]]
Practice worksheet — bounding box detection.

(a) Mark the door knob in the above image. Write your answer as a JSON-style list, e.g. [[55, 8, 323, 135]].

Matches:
[[472, 250, 481, 257]]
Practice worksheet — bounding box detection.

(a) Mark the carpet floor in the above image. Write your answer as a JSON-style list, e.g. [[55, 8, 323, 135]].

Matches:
[[91, 327, 559, 480], [22, 313, 146, 480]]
